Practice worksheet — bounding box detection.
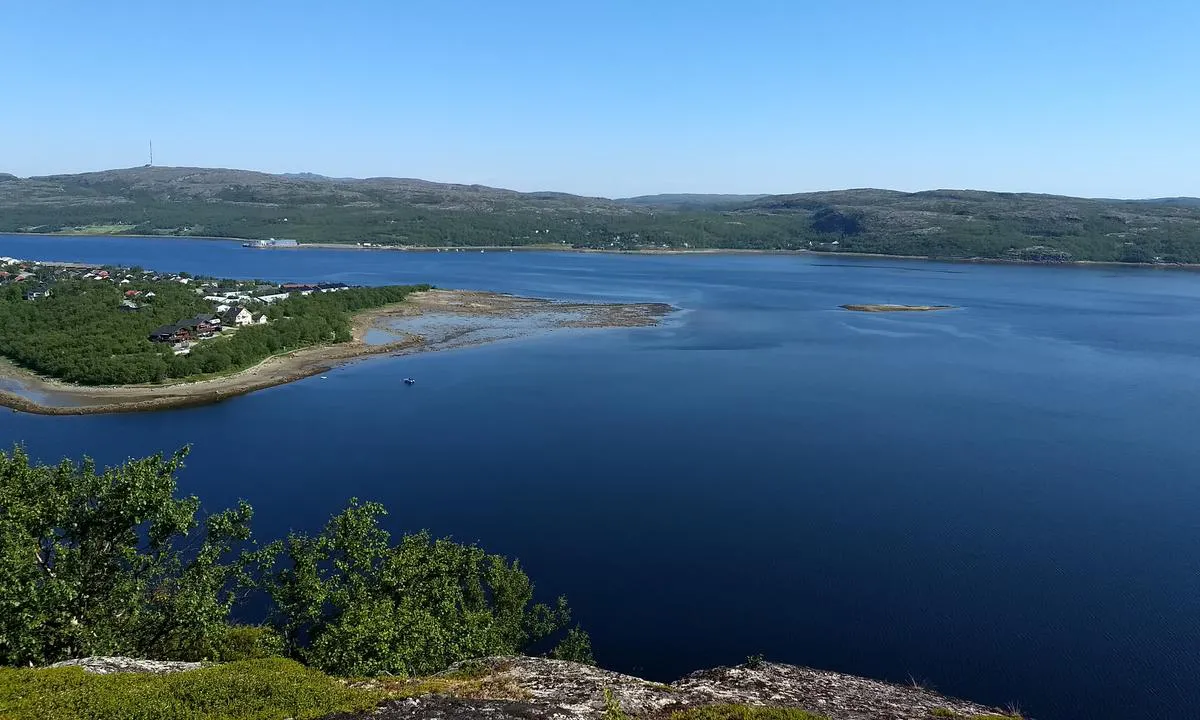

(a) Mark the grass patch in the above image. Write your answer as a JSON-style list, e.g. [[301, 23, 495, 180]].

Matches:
[[0, 658, 380, 720], [930, 711, 1022, 720], [670, 706, 829, 720], [358, 659, 527, 701], [604, 688, 630, 720], [55, 224, 138, 235]]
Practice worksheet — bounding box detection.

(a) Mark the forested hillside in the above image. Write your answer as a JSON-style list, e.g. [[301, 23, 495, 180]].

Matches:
[[3, 167, 1200, 262]]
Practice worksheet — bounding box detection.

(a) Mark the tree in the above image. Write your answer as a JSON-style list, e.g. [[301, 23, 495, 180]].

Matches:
[[256, 499, 584, 677], [550, 626, 595, 665], [0, 448, 591, 675], [0, 447, 254, 665]]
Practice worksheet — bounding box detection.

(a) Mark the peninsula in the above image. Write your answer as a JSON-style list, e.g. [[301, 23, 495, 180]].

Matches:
[[0, 258, 671, 414]]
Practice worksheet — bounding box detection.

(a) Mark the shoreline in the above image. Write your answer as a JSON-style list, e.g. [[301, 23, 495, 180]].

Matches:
[[6, 231, 1200, 271], [0, 290, 673, 416]]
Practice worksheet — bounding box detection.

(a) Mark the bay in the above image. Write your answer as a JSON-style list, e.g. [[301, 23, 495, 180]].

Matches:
[[2, 234, 1199, 720]]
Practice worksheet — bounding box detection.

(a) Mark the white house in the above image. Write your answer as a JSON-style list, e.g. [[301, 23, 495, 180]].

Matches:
[[220, 307, 255, 327], [257, 293, 289, 304]]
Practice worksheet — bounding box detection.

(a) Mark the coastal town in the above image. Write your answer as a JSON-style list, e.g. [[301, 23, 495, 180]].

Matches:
[[0, 255, 350, 356]]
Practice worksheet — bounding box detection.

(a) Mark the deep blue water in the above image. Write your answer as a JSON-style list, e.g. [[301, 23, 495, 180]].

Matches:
[[3, 234, 1200, 720]]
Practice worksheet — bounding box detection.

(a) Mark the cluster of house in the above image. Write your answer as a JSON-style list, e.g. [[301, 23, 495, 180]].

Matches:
[[0, 256, 55, 300], [148, 306, 268, 349], [0, 258, 201, 301], [149, 282, 350, 354], [3, 257, 358, 356]]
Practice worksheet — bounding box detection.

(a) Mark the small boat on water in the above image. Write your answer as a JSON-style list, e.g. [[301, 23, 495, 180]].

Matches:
[[403, 377, 415, 385]]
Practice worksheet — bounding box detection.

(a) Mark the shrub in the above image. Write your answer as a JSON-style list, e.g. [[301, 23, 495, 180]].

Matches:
[[550, 626, 595, 665], [0, 447, 585, 678], [256, 498, 583, 677], [0, 658, 379, 720], [0, 446, 253, 665], [215, 625, 286, 662]]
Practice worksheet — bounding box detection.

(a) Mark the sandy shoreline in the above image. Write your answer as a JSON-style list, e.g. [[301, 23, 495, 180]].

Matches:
[[0, 290, 673, 416]]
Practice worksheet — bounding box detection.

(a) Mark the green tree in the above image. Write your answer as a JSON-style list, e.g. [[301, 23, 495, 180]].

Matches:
[[256, 499, 584, 676], [550, 626, 596, 665], [0, 448, 591, 675], [0, 447, 254, 665]]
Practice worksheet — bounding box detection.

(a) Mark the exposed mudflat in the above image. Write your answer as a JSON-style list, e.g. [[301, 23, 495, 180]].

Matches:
[[0, 290, 673, 415]]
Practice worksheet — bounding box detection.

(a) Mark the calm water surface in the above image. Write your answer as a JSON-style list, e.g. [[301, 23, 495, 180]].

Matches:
[[3, 235, 1200, 720]]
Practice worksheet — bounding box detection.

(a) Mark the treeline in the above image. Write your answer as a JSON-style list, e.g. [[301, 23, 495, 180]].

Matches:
[[9, 197, 1200, 261], [0, 281, 428, 385], [0, 447, 592, 675], [0, 200, 815, 249]]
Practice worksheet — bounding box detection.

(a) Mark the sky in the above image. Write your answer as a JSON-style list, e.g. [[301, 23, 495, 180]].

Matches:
[[2, 0, 1198, 198]]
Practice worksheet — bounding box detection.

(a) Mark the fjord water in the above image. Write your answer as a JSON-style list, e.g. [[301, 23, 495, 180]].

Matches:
[[3, 236, 1200, 720]]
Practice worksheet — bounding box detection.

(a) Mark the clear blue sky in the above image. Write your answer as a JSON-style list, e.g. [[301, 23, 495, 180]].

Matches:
[[3, 0, 1198, 198]]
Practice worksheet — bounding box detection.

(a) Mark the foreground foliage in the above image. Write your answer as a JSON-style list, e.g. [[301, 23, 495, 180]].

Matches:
[[0, 447, 251, 664], [0, 447, 589, 675], [0, 658, 378, 720], [257, 499, 585, 676]]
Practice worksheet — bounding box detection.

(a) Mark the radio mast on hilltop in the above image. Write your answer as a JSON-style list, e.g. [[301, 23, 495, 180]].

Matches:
[[148, 140, 154, 167]]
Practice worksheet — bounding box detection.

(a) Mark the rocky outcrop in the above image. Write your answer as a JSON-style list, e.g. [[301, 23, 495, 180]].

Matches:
[[673, 663, 1004, 719], [46, 655, 1012, 719], [49, 656, 202, 674], [338, 657, 1011, 720]]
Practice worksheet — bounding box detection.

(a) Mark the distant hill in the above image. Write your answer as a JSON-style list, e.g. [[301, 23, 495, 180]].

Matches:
[[2, 166, 1200, 263], [1138, 197, 1200, 208], [618, 193, 768, 209]]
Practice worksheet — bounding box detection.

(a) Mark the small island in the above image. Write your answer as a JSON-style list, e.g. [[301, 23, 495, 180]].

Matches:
[[0, 258, 672, 415], [840, 303, 955, 312]]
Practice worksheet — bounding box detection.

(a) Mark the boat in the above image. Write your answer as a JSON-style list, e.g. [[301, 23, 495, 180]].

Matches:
[[403, 377, 415, 385]]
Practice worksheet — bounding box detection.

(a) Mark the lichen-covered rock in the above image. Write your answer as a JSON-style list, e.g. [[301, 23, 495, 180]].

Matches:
[[326, 695, 584, 720], [334, 656, 1011, 720], [48, 656, 202, 674], [447, 656, 683, 718], [672, 662, 1004, 720], [44, 655, 1013, 719]]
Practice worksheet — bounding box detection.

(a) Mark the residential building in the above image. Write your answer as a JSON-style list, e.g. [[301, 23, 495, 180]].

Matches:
[[220, 307, 254, 326]]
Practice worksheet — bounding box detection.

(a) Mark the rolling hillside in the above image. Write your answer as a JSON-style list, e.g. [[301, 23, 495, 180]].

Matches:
[[2, 167, 1199, 263]]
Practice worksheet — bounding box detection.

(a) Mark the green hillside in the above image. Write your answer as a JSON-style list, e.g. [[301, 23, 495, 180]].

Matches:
[[3, 167, 1199, 262]]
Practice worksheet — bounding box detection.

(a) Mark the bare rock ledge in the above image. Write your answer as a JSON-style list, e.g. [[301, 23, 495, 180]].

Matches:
[[333, 656, 1010, 720], [46, 656, 1011, 719], [50, 656, 203, 674]]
